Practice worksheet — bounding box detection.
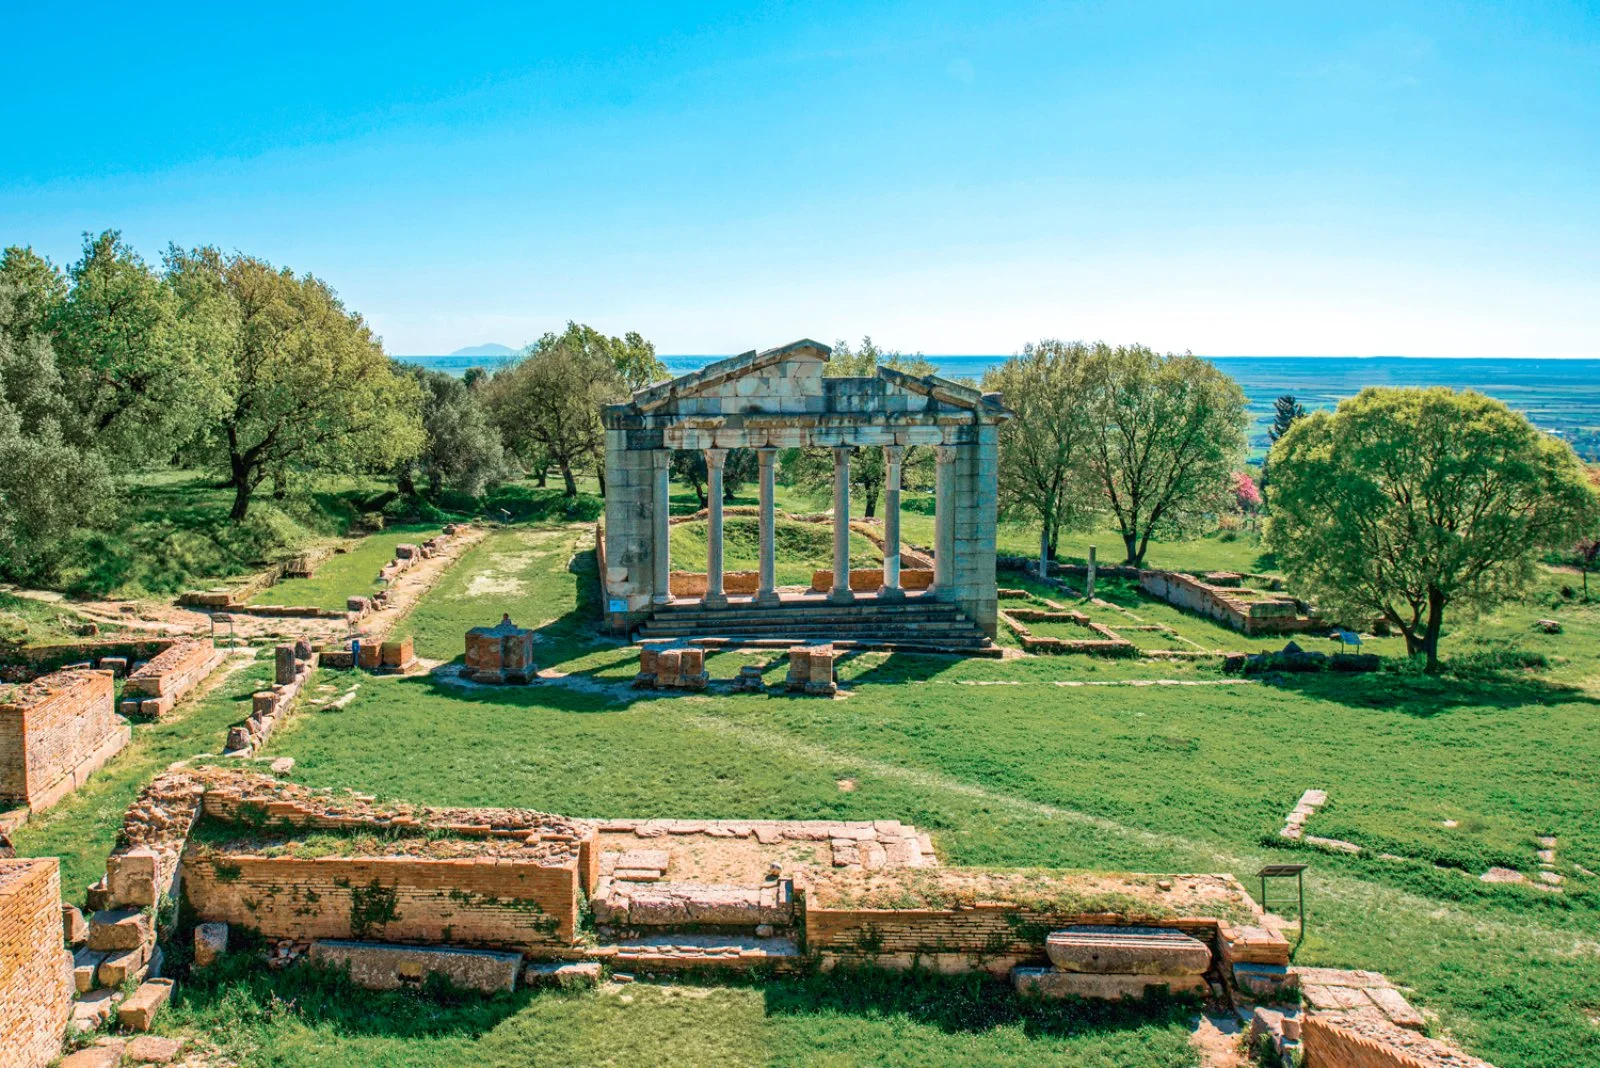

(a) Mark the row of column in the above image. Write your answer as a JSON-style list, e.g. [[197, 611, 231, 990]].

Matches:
[[650, 444, 957, 607]]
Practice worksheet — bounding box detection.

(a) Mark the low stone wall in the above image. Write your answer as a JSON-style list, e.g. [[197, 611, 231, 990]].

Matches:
[[0, 638, 176, 681], [225, 644, 315, 755], [999, 607, 1137, 657], [800, 868, 1259, 977], [670, 570, 762, 597], [119, 639, 224, 719], [0, 858, 73, 1068], [1138, 570, 1320, 636], [0, 669, 128, 812], [184, 851, 583, 950], [1302, 1014, 1494, 1068], [810, 568, 935, 593]]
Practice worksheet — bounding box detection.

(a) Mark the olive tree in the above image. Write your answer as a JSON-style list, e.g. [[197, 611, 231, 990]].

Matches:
[[1266, 387, 1597, 671]]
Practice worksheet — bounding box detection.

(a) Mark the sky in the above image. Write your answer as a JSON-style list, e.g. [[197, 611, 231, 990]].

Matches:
[[3, 2, 1598, 357]]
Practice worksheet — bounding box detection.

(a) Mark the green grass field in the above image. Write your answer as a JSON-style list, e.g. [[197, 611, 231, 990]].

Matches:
[[251, 525, 444, 611], [16, 508, 1600, 1066]]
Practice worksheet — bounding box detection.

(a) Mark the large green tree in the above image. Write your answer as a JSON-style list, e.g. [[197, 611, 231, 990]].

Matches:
[[52, 231, 224, 466], [1266, 387, 1598, 671], [784, 338, 936, 517], [395, 366, 508, 498], [0, 253, 115, 581], [1083, 345, 1248, 566], [166, 247, 424, 520], [984, 340, 1098, 577]]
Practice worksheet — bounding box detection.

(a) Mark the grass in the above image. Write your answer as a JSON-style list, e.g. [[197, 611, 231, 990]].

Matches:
[[17, 506, 1600, 1065], [669, 516, 883, 586], [0, 590, 103, 645], [251, 525, 444, 611]]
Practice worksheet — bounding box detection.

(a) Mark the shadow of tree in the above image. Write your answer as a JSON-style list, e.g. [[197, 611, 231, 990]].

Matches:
[[1247, 667, 1600, 716]]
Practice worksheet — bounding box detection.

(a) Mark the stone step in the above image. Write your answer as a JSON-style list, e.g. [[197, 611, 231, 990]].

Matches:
[[646, 608, 968, 627], [595, 933, 802, 974], [639, 623, 986, 639], [675, 636, 997, 653], [1045, 926, 1212, 976]]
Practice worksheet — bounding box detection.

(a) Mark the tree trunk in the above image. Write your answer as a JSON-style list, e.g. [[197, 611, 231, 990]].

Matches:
[[1421, 587, 1446, 674], [535, 467, 547, 488], [228, 453, 254, 522], [397, 467, 416, 496], [1122, 529, 1141, 567], [559, 461, 577, 497], [272, 470, 287, 500], [1039, 525, 1050, 580], [596, 468, 607, 496]]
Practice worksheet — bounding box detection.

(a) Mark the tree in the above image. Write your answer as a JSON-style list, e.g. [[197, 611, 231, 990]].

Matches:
[[1082, 345, 1248, 566], [1268, 394, 1307, 444], [671, 448, 757, 507], [395, 366, 507, 497], [785, 338, 936, 516], [984, 340, 1097, 578], [1266, 388, 1597, 671], [1233, 471, 1262, 523], [485, 335, 621, 496], [0, 260, 115, 581], [1575, 536, 1599, 601], [166, 247, 424, 521], [52, 231, 224, 467]]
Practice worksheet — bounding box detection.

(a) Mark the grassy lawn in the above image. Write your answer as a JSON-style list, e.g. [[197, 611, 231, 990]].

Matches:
[[670, 516, 883, 586], [251, 525, 443, 611], [0, 590, 105, 645], [18, 514, 1600, 1065]]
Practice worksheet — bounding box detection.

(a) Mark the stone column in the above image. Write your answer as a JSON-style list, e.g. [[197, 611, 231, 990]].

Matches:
[[932, 444, 956, 596], [830, 446, 855, 603], [1086, 545, 1097, 599], [652, 450, 672, 604], [756, 448, 779, 606], [703, 448, 728, 608], [878, 445, 905, 600]]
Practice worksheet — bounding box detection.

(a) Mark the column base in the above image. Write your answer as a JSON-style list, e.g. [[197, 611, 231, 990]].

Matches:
[[828, 588, 856, 604], [701, 593, 729, 609], [755, 590, 781, 607], [876, 586, 906, 602], [652, 594, 674, 605]]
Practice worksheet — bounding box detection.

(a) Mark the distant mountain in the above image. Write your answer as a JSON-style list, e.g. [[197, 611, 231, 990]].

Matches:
[[449, 343, 517, 357]]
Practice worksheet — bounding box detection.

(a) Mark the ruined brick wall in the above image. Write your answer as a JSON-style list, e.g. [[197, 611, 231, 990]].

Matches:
[[183, 852, 582, 950], [0, 859, 72, 1068], [809, 568, 935, 593], [803, 900, 1220, 975], [0, 669, 122, 808], [120, 639, 220, 718], [1301, 1016, 1493, 1068]]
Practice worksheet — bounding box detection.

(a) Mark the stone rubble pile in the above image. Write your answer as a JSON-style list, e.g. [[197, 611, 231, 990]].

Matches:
[[785, 644, 837, 695], [117, 639, 225, 719], [633, 646, 708, 690], [224, 642, 316, 755]]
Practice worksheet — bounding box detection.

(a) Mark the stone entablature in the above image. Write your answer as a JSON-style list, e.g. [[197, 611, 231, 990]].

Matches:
[[602, 340, 1009, 637]]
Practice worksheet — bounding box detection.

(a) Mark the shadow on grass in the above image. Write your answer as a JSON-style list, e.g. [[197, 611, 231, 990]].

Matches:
[[1247, 666, 1600, 716], [760, 968, 1199, 1041], [171, 954, 1197, 1048]]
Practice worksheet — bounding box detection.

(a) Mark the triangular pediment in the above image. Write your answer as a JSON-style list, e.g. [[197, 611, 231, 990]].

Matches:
[[631, 339, 832, 411]]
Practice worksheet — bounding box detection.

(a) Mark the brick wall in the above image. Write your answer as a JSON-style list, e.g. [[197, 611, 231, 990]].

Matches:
[[0, 669, 124, 809], [183, 852, 582, 950], [120, 639, 221, 718], [0, 858, 72, 1067], [1301, 1015, 1493, 1068]]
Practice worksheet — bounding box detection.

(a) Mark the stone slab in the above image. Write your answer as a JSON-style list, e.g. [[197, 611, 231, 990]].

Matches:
[[117, 977, 175, 1031], [308, 939, 522, 993], [1045, 926, 1211, 976], [1011, 966, 1209, 1000]]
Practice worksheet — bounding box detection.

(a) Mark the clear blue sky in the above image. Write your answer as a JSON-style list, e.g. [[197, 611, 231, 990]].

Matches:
[[3, 2, 1597, 357]]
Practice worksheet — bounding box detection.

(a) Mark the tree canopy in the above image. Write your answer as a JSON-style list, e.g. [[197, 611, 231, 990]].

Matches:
[[1082, 345, 1248, 566], [984, 340, 1098, 574], [1266, 387, 1598, 670], [166, 246, 424, 520], [397, 367, 508, 498]]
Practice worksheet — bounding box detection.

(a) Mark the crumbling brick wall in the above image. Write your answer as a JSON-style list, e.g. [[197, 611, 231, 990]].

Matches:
[[120, 639, 221, 718], [0, 669, 126, 810], [1301, 1014, 1494, 1068], [0, 858, 73, 1067]]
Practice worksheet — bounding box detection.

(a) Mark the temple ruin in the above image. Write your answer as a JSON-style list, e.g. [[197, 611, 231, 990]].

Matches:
[[600, 340, 1011, 648]]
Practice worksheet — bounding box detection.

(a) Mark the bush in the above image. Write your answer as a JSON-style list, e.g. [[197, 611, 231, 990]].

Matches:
[[1444, 648, 1549, 678]]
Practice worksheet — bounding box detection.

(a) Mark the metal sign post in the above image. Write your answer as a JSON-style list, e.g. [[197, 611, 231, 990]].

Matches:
[[1257, 862, 1308, 954]]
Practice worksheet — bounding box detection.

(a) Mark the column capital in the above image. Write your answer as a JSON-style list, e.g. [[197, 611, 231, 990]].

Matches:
[[934, 444, 958, 465], [882, 444, 905, 467], [703, 447, 727, 470], [832, 444, 854, 461]]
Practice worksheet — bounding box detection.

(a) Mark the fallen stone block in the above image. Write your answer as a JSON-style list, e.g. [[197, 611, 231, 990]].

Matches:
[[97, 942, 149, 987], [525, 960, 601, 988], [70, 988, 118, 1033], [194, 921, 229, 968], [107, 846, 161, 907], [73, 947, 107, 993], [125, 1035, 186, 1064], [1046, 926, 1211, 976], [61, 1042, 123, 1067], [308, 939, 522, 993], [87, 906, 153, 951], [118, 977, 175, 1031], [64, 902, 89, 945], [1233, 962, 1299, 1001], [1012, 966, 1208, 1000]]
